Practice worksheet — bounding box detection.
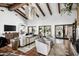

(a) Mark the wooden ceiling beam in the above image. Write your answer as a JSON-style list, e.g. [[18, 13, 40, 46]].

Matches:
[[36, 13, 39, 18], [21, 7, 25, 10], [0, 3, 13, 8], [46, 3, 52, 15], [36, 3, 45, 16], [0, 4, 8, 7], [17, 9, 28, 19], [15, 9, 28, 19], [58, 3, 60, 13], [9, 3, 25, 10]]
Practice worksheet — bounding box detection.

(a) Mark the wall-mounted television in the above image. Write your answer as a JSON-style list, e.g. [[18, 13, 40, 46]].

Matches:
[[4, 25, 16, 31]]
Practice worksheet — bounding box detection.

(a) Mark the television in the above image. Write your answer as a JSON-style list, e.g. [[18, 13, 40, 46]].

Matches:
[[4, 25, 16, 31]]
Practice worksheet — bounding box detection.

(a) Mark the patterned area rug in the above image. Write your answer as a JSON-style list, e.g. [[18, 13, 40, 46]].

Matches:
[[0, 46, 26, 56], [0, 52, 18, 56], [18, 43, 35, 53]]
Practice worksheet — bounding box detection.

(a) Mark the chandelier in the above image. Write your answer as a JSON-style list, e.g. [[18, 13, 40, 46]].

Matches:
[[25, 3, 36, 20]]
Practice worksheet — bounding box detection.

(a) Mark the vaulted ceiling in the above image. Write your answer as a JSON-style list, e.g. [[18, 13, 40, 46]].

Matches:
[[0, 3, 77, 20]]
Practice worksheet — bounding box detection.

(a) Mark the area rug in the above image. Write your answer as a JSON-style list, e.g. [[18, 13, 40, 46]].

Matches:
[[0, 46, 26, 56], [0, 52, 18, 56], [18, 43, 35, 53]]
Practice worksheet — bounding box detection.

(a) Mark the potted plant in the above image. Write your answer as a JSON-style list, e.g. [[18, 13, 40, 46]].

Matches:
[[61, 3, 73, 15]]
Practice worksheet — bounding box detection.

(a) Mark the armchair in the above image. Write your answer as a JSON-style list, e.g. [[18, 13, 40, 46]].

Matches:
[[35, 38, 51, 55]]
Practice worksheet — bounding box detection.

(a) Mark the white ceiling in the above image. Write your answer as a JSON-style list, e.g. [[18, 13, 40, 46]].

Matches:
[[18, 3, 77, 20]]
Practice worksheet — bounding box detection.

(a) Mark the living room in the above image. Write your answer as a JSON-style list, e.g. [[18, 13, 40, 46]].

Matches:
[[0, 3, 79, 56]]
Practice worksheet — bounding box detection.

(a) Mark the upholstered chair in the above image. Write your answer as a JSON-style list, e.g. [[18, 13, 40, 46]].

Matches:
[[35, 38, 51, 55]]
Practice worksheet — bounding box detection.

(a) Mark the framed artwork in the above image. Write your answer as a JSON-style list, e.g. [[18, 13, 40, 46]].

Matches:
[[55, 25, 64, 38]]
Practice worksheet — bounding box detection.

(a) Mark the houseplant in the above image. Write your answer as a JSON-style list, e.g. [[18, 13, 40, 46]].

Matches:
[[61, 3, 73, 15]]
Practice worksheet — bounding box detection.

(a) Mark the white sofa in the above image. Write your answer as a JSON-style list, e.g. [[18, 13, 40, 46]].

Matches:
[[35, 38, 51, 55], [45, 36, 55, 46]]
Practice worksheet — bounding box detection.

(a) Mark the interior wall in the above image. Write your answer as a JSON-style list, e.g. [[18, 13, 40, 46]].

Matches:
[[0, 7, 27, 36]]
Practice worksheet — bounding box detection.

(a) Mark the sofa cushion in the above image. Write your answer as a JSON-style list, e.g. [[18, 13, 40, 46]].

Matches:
[[38, 38, 47, 44]]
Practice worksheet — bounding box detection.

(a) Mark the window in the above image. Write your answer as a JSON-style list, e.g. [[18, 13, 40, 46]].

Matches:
[[39, 25, 51, 37]]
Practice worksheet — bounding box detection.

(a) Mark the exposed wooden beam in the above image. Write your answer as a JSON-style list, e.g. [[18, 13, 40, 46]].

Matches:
[[17, 9, 25, 15], [36, 13, 39, 18], [46, 3, 52, 15], [17, 9, 28, 19], [15, 9, 28, 19], [0, 3, 13, 8], [9, 3, 25, 10], [15, 10, 27, 20], [21, 7, 25, 10], [26, 3, 29, 6], [0, 4, 8, 7], [36, 3, 45, 16], [58, 3, 60, 13]]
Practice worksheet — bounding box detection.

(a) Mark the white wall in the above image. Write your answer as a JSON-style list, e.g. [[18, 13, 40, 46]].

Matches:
[[0, 7, 27, 36]]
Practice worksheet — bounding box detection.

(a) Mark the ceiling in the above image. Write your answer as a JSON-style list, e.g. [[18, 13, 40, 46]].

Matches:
[[0, 3, 77, 20]]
